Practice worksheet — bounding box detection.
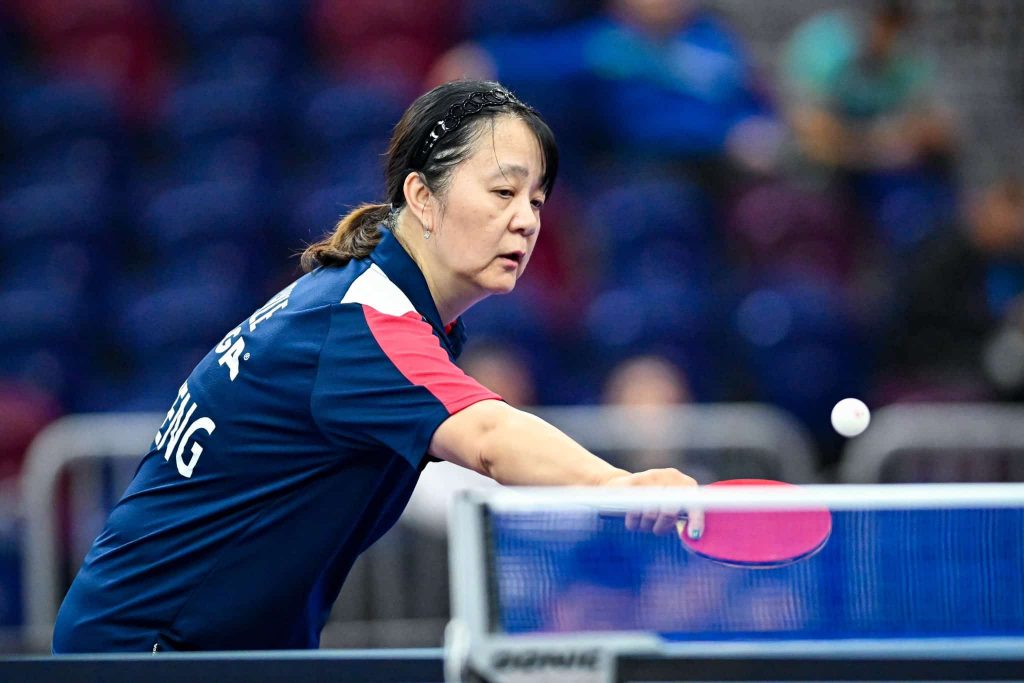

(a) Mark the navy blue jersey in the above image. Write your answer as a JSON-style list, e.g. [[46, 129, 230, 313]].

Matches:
[[53, 230, 499, 652]]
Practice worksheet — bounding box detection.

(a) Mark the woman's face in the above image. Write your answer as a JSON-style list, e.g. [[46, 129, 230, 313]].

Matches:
[[428, 116, 547, 298]]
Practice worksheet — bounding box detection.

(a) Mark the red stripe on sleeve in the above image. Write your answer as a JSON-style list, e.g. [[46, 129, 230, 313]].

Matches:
[[362, 305, 501, 414]]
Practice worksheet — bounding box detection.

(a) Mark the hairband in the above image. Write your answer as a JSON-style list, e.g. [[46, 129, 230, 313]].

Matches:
[[413, 89, 532, 168]]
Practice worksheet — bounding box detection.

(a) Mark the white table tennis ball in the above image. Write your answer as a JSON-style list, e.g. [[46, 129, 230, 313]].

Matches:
[[831, 398, 870, 437]]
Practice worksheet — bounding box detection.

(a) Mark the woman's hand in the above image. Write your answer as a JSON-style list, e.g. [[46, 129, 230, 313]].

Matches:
[[600, 469, 703, 538]]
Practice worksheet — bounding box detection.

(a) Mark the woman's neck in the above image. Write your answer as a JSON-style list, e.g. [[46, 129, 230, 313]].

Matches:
[[392, 219, 481, 327]]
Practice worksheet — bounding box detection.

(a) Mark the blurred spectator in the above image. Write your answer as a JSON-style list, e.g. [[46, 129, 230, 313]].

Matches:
[[458, 342, 537, 408], [782, 0, 954, 173], [603, 354, 692, 407], [601, 355, 706, 476], [430, 0, 780, 171], [780, 0, 957, 251], [881, 176, 1024, 402]]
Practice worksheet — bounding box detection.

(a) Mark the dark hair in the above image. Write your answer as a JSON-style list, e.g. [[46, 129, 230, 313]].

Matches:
[[301, 80, 559, 271], [876, 0, 913, 27]]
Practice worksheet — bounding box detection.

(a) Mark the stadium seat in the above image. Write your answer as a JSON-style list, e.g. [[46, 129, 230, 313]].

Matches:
[[2, 137, 122, 190], [584, 281, 724, 401], [297, 81, 406, 157], [159, 76, 281, 148], [157, 135, 278, 187], [851, 169, 958, 253], [0, 242, 105, 330], [167, 0, 305, 47], [138, 178, 271, 251], [725, 180, 858, 283], [733, 277, 869, 452], [0, 506, 21, 629], [0, 287, 87, 349], [286, 175, 384, 248], [462, 0, 596, 36], [190, 34, 296, 83], [3, 79, 119, 154], [0, 346, 78, 408], [0, 181, 112, 246], [585, 177, 717, 287], [462, 280, 559, 353]]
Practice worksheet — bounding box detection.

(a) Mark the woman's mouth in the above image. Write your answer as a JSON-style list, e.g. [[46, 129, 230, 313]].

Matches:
[[498, 251, 524, 268]]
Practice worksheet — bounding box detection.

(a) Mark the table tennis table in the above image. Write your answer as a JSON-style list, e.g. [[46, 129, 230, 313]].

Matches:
[[4, 483, 1024, 683]]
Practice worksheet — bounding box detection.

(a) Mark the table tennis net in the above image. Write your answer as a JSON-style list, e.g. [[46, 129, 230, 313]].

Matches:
[[475, 490, 1024, 641]]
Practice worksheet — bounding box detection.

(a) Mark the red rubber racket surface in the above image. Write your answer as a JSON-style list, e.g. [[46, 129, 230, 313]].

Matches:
[[679, 479, 832, 568]]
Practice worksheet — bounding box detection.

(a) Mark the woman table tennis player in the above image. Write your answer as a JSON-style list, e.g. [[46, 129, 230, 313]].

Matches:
[[52, 80, 698, 653]]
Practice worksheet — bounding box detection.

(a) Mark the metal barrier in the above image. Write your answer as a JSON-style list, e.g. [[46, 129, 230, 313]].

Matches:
[[839, 403, 1024, 483], [19, 413, 162, 652], [532, 404, 819, 484], [18, 404, 818, 652]]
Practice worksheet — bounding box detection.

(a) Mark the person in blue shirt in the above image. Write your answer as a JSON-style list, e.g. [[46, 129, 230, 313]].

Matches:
[[52, 80, 699, 653], [430, 0, 778, 165]]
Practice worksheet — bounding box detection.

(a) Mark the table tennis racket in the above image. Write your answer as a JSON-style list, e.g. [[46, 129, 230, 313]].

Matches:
[[676, 479, 832, 569]]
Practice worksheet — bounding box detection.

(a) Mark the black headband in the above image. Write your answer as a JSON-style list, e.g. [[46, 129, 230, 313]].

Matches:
[[412, 89, 532, 169]]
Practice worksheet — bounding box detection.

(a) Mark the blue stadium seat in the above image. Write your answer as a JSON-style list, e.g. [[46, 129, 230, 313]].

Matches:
[[3, 79, 120, 154], [160, 76, 281, 148], [0, 345, 79, 407], [138, 178, 270, 250], [733, 277, 869, 447], [0, 521, 21, 629], [585, 177, 717, 287], [0, 286, 87, 348], [460, 281, 572, 401], [190, 34, 296, 82], [588, 177, 713, 249], [0, 180, 112, 246], [2, 137, 122, 190], [583, 281, 724, 401], [112, 281, 249, 354], [463, 0, 597, 36], [297, 81, 407, 155], [72, 344, 211, 413], [0, 241, 106, 304], [286, 177, 384, 248], [850, 169, 958, 253], [166, 0, 306, 46], [463, 282, 555, 348], [301, 137, 390, 188], [160, 135, 278, 186]]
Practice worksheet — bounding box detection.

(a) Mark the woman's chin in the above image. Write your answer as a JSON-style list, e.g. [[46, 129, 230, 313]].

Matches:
[[484, 275, 518, 296]]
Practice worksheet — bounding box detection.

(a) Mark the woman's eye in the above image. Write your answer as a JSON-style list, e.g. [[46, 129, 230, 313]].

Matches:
[[495, 189, 514, 198], [531, 199, 545, 209]]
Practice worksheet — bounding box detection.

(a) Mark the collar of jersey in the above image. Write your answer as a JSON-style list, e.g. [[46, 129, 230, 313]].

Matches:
[[370, 228, 467, 356]]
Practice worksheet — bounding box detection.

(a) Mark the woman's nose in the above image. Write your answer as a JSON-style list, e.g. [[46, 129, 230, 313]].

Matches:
[[510, 199, 539, 236]]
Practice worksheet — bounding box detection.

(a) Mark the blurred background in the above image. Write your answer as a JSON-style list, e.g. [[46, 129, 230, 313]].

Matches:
[[1, 0, 1023, 654]]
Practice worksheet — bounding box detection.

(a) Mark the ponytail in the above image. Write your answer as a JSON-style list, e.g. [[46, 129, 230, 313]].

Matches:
[[300, 203, 391, 272]]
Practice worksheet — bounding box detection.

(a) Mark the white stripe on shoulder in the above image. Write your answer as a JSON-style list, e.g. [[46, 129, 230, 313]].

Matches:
[[340, 263, 416, 317]]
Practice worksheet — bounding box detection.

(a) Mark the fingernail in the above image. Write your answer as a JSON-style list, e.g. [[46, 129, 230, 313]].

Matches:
[[687, 524, 702, 540]]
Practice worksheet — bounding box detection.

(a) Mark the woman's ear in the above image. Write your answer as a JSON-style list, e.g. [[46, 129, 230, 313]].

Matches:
[[403, 171, 433, 226]]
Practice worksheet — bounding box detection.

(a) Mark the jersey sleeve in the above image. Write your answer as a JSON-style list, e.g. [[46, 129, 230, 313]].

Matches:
[[311, 302, 500, 468]]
